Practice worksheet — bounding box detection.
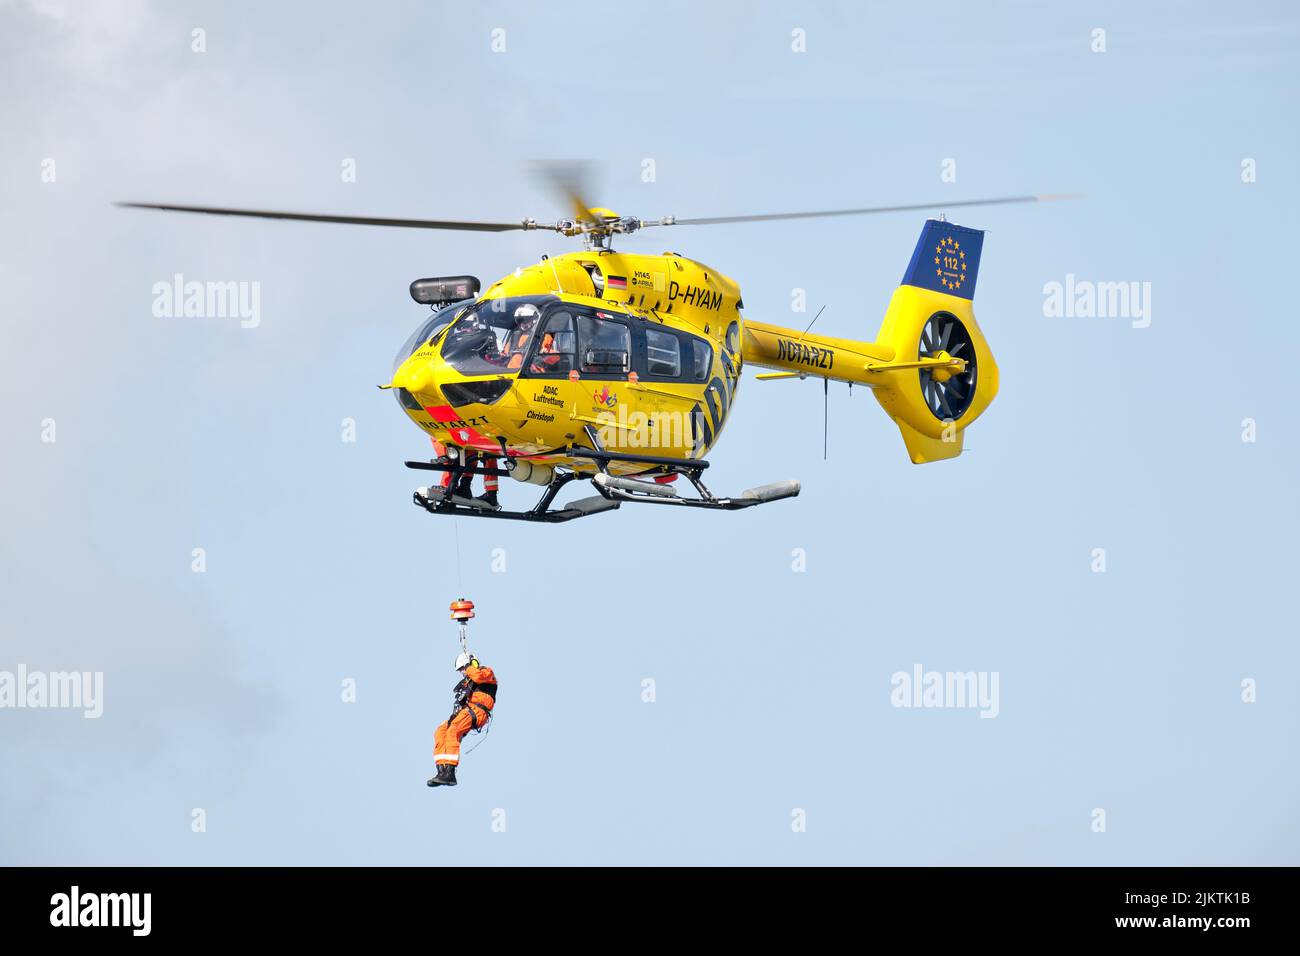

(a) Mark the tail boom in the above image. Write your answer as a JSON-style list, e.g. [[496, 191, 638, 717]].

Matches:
[[741, 218, 1000, 464], [740, 320, 895, 386]]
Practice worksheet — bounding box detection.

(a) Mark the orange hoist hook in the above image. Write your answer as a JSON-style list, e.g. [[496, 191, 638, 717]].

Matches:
[[449, 598, 475, 654]]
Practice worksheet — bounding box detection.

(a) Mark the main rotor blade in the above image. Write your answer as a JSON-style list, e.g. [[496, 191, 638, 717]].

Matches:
[[670, 193, 1078, 227], [115, 202, 533, 232], [531, 160, 602, 224]]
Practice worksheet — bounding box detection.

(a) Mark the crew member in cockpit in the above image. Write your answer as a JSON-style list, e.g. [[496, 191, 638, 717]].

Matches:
[[502, 310, 539, 370]]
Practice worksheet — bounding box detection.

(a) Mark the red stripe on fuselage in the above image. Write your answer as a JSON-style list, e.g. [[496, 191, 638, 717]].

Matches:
[[423, 404, 500, 451]]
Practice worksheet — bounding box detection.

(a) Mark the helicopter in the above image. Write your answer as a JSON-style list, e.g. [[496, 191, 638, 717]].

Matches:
[[119, 171, 1069, 523]]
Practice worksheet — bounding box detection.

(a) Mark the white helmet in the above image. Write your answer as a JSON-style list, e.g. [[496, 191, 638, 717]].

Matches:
[[455, 652, 472, 671]]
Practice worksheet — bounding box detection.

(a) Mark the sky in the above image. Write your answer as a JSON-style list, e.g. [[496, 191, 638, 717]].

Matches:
[[1, 0, 1297, 865]]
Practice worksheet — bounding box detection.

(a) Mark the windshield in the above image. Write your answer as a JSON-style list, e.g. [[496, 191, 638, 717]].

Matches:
[[441, 297, 552, 376], [392, 301, 467, 374]]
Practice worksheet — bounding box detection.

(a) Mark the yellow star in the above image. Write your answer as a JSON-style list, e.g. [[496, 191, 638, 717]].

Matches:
[[959, 250, 965, 260], [961, 262, 967, 271]]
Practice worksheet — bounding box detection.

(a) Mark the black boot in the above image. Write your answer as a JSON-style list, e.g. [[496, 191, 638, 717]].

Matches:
[[426, 764, 456, 787], [476, 490, 500, 511], [453, 475, 474, 499]]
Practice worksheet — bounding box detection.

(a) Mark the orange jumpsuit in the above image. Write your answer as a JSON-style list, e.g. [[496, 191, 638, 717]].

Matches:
[[433, 663, 498, 766]]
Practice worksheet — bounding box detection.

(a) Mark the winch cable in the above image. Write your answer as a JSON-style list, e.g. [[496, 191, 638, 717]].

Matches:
[[452, 518, 464, 594]]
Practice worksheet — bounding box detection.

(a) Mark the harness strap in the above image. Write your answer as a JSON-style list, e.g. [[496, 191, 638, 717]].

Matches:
[[465, 701, 491, 732]]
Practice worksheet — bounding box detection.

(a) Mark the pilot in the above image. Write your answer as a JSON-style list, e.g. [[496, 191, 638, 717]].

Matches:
[[504, 311, 538, 370], [428, 652, 499, 788]]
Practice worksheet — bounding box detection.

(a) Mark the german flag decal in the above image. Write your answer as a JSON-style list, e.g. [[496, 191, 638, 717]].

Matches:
[[606, 275, 627, 290]]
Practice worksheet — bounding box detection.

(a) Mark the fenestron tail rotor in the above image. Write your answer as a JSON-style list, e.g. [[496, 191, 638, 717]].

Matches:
[[918, 312, 978, 421]]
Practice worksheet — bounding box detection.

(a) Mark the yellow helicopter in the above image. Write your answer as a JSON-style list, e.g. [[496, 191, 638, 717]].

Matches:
[[120, 174, 1067, 523]]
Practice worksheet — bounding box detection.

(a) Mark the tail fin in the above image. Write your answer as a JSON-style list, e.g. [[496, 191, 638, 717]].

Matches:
[[902, 219, 985, 300], [870, 219, 999, 463]]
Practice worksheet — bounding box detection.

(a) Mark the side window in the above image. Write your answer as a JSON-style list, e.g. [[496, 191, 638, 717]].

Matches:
[[645, 327, 682, 378], [578, 314, 631, 376], [690, 338, 713, 382], [527, 310, 576, 377]]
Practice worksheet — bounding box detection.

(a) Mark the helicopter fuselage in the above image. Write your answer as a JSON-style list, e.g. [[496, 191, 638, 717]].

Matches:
[[389, 250, 746, 475]]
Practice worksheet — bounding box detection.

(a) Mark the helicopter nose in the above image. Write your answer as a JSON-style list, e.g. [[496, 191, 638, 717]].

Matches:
[[390, 357, 444, 402], [398, 365, 431, 393]]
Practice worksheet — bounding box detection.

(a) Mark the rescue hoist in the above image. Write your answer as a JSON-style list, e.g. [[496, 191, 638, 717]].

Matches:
[[450, 597, 475, 657]]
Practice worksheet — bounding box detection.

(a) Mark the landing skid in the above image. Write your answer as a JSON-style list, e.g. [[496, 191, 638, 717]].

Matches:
[[409, 468, 619, 523], [565, 432, 800, 512], [591, 472, 800, 510], [406, 433, 799, 522]]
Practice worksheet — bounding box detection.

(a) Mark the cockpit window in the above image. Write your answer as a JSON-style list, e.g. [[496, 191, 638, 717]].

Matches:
[[527, 310, 577, 377], [392, 301, 464, 374], [441, 298, 549, 376]]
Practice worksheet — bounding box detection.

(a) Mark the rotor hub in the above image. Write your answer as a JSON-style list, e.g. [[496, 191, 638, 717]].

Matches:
[[928, 350, 956, 382]]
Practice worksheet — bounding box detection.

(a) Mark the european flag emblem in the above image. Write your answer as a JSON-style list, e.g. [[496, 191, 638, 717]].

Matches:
[[902, 219, 984, 300]]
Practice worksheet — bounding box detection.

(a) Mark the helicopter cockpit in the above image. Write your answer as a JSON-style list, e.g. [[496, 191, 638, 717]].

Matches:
[[439, 298, 554, 375]]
